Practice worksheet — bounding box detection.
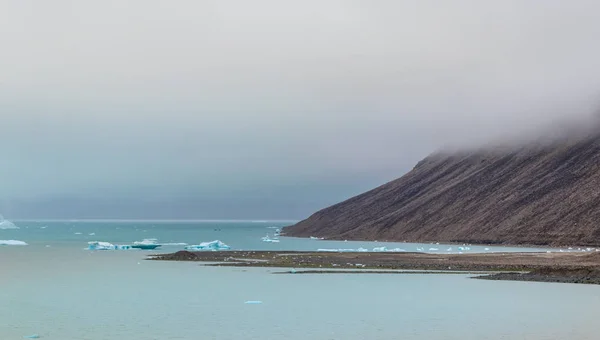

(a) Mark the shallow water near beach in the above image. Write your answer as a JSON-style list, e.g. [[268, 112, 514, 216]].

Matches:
[[1, 220, 599, 339]]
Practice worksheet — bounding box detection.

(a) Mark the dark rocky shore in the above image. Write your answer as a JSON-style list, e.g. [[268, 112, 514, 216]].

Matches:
[[148, 250, 600, 285]]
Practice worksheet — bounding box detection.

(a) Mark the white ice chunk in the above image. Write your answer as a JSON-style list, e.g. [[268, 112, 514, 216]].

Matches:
[[310, 236, 324, 240], [0, 240, 28, 246], [87, 241, 132, 250], [184, 240, 231, 251], [428, 248, 439, 251], [0, 218, 18, 229], [261, 235, 280, 243], [373, 246, 388, 252]]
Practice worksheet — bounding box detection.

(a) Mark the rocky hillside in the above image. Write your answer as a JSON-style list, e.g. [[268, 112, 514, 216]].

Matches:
[[284, 130, 600, 246]]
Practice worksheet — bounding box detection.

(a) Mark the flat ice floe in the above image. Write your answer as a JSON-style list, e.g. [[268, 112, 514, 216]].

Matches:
[[318, 247, 407, 252], [0, 240, 28, 246]]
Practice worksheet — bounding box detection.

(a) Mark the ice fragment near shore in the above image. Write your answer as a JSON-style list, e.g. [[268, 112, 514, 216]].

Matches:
[[318, 247, 404, 253], [0, 240, 28, 246], [184, 240, 230, 251]]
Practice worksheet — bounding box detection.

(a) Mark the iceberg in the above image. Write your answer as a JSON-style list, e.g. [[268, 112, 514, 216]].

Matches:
[[244, 301, 263, 304], [310, 236, 324, 240], [131, 239, 161, 250], [184, 240, 230, 251], [0, 240, 28, 246], [0, 216, 18, 229], [261, 235, 280, 243], [87, 241, 132, 250]]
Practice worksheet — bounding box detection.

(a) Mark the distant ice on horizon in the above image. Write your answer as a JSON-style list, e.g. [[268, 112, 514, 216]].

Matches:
[[0, 215, 19, 229]]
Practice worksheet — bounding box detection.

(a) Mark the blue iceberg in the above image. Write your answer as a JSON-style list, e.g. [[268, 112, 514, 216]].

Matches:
[[131, 239, 162, 250], [87, 241, 132, 250], [184, 240, 230, 251]]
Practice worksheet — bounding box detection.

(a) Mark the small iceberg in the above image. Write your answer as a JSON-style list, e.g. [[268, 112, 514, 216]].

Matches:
[[261, 235, 280, 243], [87, 241, 132, 250], [131, 239, 162, 250], [310, 236, 324, 240], [184, 240, 230, 251], [23, 335, 40, 339], [0, 240, 28, 246], [429, 248, 439, 251], [0, 215, 18, 229]]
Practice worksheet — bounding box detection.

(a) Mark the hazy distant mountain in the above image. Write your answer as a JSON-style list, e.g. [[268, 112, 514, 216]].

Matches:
[[284, 127, 600, 246]]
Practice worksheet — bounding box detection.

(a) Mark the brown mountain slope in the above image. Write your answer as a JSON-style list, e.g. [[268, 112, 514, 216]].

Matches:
[[284, 132, 600, 246]]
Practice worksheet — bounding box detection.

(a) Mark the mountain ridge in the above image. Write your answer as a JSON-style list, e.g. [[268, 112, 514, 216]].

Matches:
[[284, 129, 600, 246]]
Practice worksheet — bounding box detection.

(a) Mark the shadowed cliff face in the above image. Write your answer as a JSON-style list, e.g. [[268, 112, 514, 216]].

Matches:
[[284, 128, 600, 246]]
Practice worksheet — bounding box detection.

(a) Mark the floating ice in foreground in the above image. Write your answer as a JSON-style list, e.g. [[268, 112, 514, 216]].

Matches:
[[87, 241, 131, 250], [184, 240, 230, 251], [23, 334, 40, 339], [0, 240, 28, 246], [310, 236, 324, 240]]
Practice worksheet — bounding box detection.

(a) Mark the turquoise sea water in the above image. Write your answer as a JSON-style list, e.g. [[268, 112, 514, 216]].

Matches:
[[1, 220, 599, 339]]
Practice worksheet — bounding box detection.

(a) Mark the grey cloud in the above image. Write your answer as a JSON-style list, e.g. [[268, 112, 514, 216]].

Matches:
[[1, 1, 600, 217]]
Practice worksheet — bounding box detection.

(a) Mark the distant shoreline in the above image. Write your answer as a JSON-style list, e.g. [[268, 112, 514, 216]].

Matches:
[[148, 250, 600, 285], [10, 219, 299, 223]]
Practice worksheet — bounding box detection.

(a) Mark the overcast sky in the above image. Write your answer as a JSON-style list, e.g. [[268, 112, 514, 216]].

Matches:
[[2, 1, 600, 219]]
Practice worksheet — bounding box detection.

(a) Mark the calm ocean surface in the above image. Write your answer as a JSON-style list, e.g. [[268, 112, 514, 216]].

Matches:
[[1, 220, 599, 339]]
